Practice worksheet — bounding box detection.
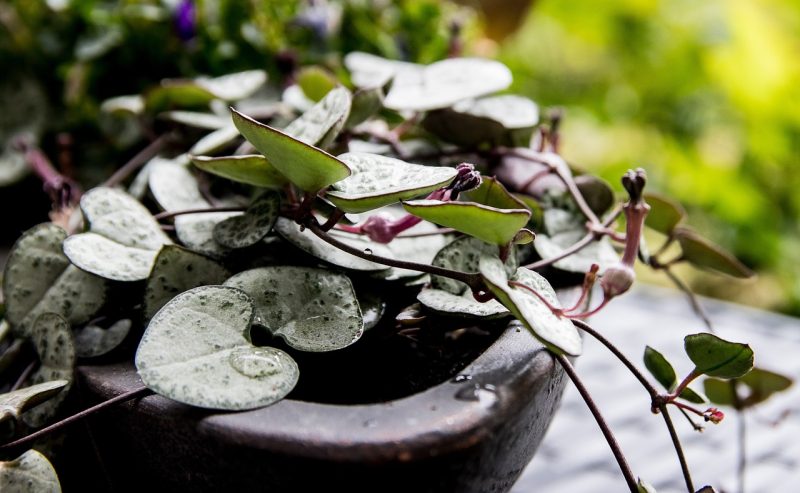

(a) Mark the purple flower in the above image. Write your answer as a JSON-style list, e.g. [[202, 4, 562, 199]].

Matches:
[[175, 0, 196, 41]]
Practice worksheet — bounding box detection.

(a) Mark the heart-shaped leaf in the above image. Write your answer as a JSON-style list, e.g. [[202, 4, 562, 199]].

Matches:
[[684, 333, 754, 379], [136, 286, 299, 410], [23, 313, 76, 427], [189, 125, 241, 155], [575, 175, 615, 216], [739, 367, 793, 407], [0, 380, 69, 425], [213, 192, 280, 249], [644, 193, 686, 234], [3, 223, 106, 335], [232, 109, 351, 192], [431, 235, 518, 295], [403, 200, 530, 246], [384, 58, 512, 112], [674, 227, 754, 278], [354, 288, 385, 331], [480, 256, 582, 356], [381, 216, 451, 280], [63, 188, 172, 281], [283, 86, 352, 147], [225, 267, 364, 352], [344, 51, 421, 89], [74, 319, 131, 358], [195, 70, 267, 101], [417, 288, 509, 319], [275, 217, 392, 272], [144, 245, 231, 321], [0, 450, 61, 493], [703, 378, 736, 407], [163, 111, 229, 130], [462, 176, 527, 210], [296, 66, 338, 102], [345, 88, 384, 128], [643, 346, 677, 391], [534, 208, 619, 274], [326, 153, 457, 213], [191, 154, 288, 188], [145, 81, 216, 113]]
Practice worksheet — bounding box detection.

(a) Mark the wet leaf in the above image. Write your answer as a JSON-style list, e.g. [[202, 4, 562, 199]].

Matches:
[[136, 286, 298, 410], [355, 288, 385, 331], [384, 58, 512, 112], [3, 223, 106, 336], [480, 256, 582, 356], [0, 450, 61, 493], [63, 188, 172, 281], [0, 380, 69, 425], [191, 154, 287, 188], [275, 217, 392, 272], [283, 86, 351, 147], [684, 333, 754, 379], [643, 346, 677, 391], [417, 288, 509, 319], [23, 313, 76, 427], [644, 193, 686, 234], [431, 236, 518, 295], [74, 319, 131, 358], [225, 267, 363, 352], [326, 152, 457, 213], [675, 227, 754, 278], [534, 208, 619, 274], [232, 109, 351, 192], [214, 192, 280, 249], [402, 199, 530, 246], [144, 245, 230, 321]]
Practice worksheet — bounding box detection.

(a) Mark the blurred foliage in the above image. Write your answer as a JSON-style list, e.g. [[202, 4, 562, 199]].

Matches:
[[500, 0, 800, 313], [0, 0, 472, 183]]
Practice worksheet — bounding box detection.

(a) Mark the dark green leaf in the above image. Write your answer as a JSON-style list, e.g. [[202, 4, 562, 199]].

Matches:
[[739, 367, 793, 407], [644, 192, 686, 234], [675, 227, 754, 278], [679, 387, 707, 404], [703, 378, 736, 406], [643, 346, 677, 391], [684, 333, 754, 379]]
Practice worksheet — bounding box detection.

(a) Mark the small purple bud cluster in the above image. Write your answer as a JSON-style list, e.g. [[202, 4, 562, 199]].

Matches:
[[447, 163, 482, 195]]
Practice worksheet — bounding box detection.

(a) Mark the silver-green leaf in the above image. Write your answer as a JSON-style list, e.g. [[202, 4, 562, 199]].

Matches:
[[225, 267, 364, 352], [74, 319, 131, 358], [213, 192, 280, 249], [284, 86, 352, 147], [136, 286, 299, 410], [0, 380, 69, 425], [0, 450, 62, 493]]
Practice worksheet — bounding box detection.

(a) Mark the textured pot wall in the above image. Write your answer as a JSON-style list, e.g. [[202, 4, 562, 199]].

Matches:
[[73, 324, 568, 493]]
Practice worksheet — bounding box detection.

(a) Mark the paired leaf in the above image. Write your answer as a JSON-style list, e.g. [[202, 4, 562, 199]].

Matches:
[[384, 58, 513, 112], [63, 188, 172, 281], [225, 267, 364, 352], [644, 193, 685, 234], [684, 333, 754, 379], [479, 257, 582, 356], [344, 51, 421, 89], [402, 200, 530, 246], [705, 367, 793, 408], [417, 288, 509, 319], [191, 154, 287, 188], [23, 313, 76, 427], [643, 346, 677, 391], [0, 450, 61, 493], [213, 192, 280, 249], [326, 152, 457, 213], [3, 223, 105, 335], [232, 109, 351, 192], [136, 286, 299, 410], [144, 245, 231, 321], [431, 235, 518, 295], [0, 380, 69, 425], [195, 70, 267, 101], [283, 86, 352, 147], [675, 227, 754, 278], [74, 319, 131, 358], [275, 217, 392, 272]]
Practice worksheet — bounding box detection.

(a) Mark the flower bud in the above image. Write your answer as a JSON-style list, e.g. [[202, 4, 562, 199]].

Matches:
[[448, 162, 482, 194], [600, 263, 635, 298], [360, 213, 395, 244], [704, 408, 724, 424]]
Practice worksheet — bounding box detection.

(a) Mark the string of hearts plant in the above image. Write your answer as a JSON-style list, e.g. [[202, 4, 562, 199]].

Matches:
[[0, 53, 791, 493]]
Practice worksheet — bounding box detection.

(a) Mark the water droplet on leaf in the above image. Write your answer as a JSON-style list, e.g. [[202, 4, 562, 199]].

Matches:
[[229, 347, 284, 378]]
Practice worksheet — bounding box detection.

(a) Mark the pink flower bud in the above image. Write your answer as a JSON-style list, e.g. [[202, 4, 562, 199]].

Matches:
[[600, 263, 635, 298], [704, 408, 724, 424], [360, 213, 395, 243]]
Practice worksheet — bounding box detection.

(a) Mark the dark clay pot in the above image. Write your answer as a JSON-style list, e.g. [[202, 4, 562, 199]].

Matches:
[[72, 318, 568, 493]]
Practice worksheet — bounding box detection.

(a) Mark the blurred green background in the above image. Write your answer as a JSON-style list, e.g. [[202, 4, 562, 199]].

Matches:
[[2, 0, 799, 313], [499, 0, 800, 314]]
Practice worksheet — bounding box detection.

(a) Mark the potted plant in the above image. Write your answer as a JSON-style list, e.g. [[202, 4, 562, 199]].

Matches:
[[0, 42, 789, 493]]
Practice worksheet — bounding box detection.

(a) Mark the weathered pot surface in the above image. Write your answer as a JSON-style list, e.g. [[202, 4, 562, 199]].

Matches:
[[72, 317, 568, 493]]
